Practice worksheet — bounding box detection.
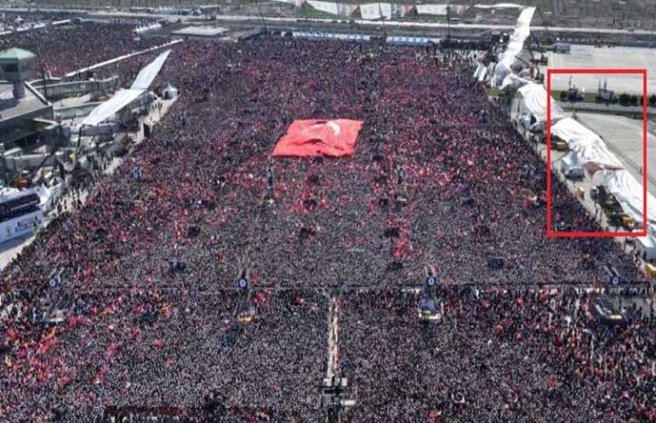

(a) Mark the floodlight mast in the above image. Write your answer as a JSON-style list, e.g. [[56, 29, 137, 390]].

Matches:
[[255, 0, 269, 33], [321, 374, 355, 423]]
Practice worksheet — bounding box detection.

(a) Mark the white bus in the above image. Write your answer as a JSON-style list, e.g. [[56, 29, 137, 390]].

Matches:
[[0, 189, 44, 244]]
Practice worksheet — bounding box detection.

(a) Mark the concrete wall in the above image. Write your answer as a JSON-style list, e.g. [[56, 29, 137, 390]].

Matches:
[[32, 77, 120, 102]]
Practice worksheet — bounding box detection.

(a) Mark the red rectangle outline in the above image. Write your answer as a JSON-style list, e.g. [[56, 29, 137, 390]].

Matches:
[[546, 68, 648, 238]]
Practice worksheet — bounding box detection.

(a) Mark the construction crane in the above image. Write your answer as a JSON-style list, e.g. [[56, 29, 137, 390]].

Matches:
[[536, 7, 554, 46], [526, 34, 548, 66]]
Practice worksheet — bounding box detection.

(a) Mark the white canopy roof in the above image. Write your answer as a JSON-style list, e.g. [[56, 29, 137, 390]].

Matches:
[[82, 89, 144, 126], [602, 169, 656, 225], [551, 118, 623, 169], [517, 82, 565, 123], [83, 49, 171, 126], [131, 49, 171, 90], [494, 7, 536, 85]]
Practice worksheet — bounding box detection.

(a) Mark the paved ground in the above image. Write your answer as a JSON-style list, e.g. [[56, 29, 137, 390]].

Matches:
[[543, 45, 656, 96]]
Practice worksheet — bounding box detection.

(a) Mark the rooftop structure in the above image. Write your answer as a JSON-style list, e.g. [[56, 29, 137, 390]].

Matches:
[[0, 47, 54, 148]]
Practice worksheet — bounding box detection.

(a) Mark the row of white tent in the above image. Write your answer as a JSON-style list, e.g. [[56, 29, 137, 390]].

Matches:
[[292, 31, 437, 45], [293, 31, 370, 41], [273, 0, 524, 19], [134, 22, 162, 34], [515, 81, 656, 230], [494, 9, 656, 256]]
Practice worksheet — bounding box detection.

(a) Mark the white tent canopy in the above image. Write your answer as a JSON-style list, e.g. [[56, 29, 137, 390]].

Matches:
[[82, 89, 144, 127], [494, 7, 536, 85], [551, 117, 623, 169], [517, 82, 565, 123], [602, 169, 656, 225], [415, 4, 448, 15], [83, 49, 171, 127], [131, 49, 171, 90], [473, 63, 488, 82]]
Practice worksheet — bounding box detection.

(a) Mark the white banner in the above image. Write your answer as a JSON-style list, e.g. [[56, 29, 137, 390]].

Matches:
[[416, 4, 448, 15], [307, 1, 338, 15], [271, 0, 305, 6], [474, 3, 524, 9], [360, 3, 413, 20], [416, 4, 468, 16], [307, 1, 358, 16]]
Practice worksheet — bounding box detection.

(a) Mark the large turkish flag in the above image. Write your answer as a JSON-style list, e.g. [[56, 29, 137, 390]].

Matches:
[[272, 119, 364, 158]]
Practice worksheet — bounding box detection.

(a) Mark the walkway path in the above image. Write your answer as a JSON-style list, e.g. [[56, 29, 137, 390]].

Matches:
[[64, 39, 183, 78], [326, 297, 340, 380]]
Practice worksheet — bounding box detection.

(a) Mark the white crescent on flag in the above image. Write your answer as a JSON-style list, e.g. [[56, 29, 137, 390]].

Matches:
[[327, 121, 341, 136]]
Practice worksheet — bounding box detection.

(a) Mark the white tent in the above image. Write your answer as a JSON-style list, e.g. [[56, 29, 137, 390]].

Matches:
[[83, 49, 171, 127], [635, 230, 656, 261], [550, 118, 623, 169], [36, 183, 62, 213], [307, 1, 357, 16], [473, 63, 488, 82], [560, 152, 585, 179], [602, 169, 656, 225], [131, 49, 171, 90], [494, 7, 536, 85], [163, 84, 178, 100], [82, 89, 144, 127], [517, 82, 565, 123], [416, 4, 449, 15]]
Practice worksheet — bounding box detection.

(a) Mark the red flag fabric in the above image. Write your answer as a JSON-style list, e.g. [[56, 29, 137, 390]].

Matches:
[[584, 161, 623, 177], [272, 119, 363, 158]]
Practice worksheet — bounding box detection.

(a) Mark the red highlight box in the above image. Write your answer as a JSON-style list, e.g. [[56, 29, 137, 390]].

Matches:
[[546, 68, 648, 238]]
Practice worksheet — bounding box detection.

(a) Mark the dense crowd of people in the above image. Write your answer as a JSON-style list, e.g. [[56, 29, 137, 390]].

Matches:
[[342, 287, 655, 422], [0, 21, 167, 76], [0, 25, 654, 421]]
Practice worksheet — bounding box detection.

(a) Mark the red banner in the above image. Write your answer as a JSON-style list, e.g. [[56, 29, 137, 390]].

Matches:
[[272, 119, 363, 158]]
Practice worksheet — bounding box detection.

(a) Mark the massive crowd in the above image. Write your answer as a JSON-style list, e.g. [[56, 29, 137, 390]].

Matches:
[[342, 287, 655, 422], [0, 21, 167, 76], [0, 24, 653, 421]]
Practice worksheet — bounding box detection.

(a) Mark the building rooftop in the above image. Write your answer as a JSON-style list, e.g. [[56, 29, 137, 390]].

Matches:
[[0, 82, 53, 146], [0, 82, 47, 121], [0, 47, 36, 63]]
